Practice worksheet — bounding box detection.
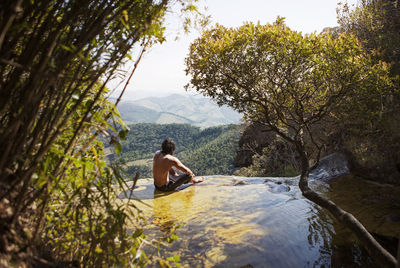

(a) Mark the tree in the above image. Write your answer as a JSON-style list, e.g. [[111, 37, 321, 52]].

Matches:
[[0, 0, 202, 266], [185, 20, 397, 267], [337, 0, 400, 76], [336, 0, 400, 184]]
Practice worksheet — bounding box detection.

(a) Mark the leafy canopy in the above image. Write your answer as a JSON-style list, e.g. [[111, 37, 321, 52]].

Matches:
[[0, 0, 203, 266], [185, 19, 393, 150]]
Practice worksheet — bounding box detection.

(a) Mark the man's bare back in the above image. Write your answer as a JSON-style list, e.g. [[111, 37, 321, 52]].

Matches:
[[153, 138, 203, 191]]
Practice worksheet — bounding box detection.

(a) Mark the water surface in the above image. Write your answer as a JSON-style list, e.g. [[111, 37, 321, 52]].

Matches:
[[119, 175, 400, 267]]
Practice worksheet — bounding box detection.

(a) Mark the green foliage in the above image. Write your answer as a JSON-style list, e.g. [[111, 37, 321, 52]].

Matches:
[[182, 126, 240, 175], [115, 123, 240, 178], [235, 138, 300, 177], [24, 85, 159, 266], [335, 0, 400, 183], [0, 0, 202, 266], [185, 20, 394, 161], [337, 0, 400, 76], [120, 123, 200, 160], [226, 6, 400, 182]]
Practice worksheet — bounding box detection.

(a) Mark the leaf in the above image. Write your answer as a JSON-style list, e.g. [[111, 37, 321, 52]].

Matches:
[[131, 229, 143, 238], [122, 10, 129, 22], [158, 259, 171, 268], [118, 129, 129, 140], [173, 255, 180, 262], [60, 44, 74, 52], [115, 142, 122, 155]]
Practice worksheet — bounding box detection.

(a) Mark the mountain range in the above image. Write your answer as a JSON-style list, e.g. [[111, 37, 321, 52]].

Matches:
[[116, 93, 242, 128]]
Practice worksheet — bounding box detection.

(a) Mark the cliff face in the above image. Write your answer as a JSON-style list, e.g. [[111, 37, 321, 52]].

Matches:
[[233, 123, 301, 177], [233, 123, 274, 167]]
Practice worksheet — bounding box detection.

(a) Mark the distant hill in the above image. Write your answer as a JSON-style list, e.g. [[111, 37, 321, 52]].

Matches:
[[114, 123, 241, 178], [116, 94, 242, 128]]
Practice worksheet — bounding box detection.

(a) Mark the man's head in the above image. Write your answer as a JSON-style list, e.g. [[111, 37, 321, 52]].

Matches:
[[161, 138, 175, 155]]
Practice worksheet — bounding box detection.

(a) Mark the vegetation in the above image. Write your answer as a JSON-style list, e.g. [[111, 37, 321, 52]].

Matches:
[[0, 0, 204, 266], [215, 1, 400, 184], [232, 122, 300, 177], [115, 123, 240, 178], [334, 0, 400, 183], [185, 18, 397, 267], [337, 0, 400, 76], [181, 126, 240, 175], [1, 0, 397, 266], [234, 136, 300, 177]]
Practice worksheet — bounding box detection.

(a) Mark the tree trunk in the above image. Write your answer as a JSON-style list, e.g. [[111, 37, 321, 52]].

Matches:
[[297, 149, 397, 268]]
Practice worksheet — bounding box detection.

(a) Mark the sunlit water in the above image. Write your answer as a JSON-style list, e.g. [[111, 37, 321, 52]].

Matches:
[[118, 174, 400, 267]]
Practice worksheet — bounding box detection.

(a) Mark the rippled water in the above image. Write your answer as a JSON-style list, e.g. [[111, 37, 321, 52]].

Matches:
[[118, 175, 400, 267]]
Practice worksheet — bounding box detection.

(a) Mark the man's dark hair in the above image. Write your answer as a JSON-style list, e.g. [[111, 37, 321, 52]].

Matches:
[[161, 138, 175, 155]]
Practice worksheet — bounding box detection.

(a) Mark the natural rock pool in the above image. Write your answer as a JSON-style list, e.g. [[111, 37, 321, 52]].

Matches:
[[118, 175, 400, 267]]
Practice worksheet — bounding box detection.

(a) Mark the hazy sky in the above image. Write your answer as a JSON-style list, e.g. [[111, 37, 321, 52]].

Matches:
[[110, 0, 358, 100]]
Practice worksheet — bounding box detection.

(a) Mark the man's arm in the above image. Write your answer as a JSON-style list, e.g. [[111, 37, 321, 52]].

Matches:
[[171, 156, 194, 176], [169, 168, 179, 176]]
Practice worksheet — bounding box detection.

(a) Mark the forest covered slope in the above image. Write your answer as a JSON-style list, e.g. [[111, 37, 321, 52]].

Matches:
[[113, 123, 241, 178]]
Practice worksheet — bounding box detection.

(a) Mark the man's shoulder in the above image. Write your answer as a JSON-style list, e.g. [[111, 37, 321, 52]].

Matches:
[[164, 154, 177, 161], [154, 151, 176, 162], [161, 154, 180, 165], [153, 151, 164, 163]]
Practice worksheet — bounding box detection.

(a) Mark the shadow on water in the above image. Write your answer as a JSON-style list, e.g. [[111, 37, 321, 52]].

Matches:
[[305, 203, 374, 267], [118, 173, 399, 267]]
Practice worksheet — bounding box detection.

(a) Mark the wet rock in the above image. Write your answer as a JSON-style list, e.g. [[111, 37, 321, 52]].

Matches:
[[233, 180, 249, 186], [309, 153, 350, 182], [271, 184, 290, 193], [233, 123, 273, 167], [221, 179, 249, 186], [264, 181, 290, 193]]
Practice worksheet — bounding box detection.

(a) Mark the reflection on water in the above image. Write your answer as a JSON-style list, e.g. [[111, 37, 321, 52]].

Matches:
[[153, 187, 196, 233], [118, 176, 399, 267]]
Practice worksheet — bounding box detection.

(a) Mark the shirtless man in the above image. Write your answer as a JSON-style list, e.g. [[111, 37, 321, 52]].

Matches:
[[153, 138, 203, 191]]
